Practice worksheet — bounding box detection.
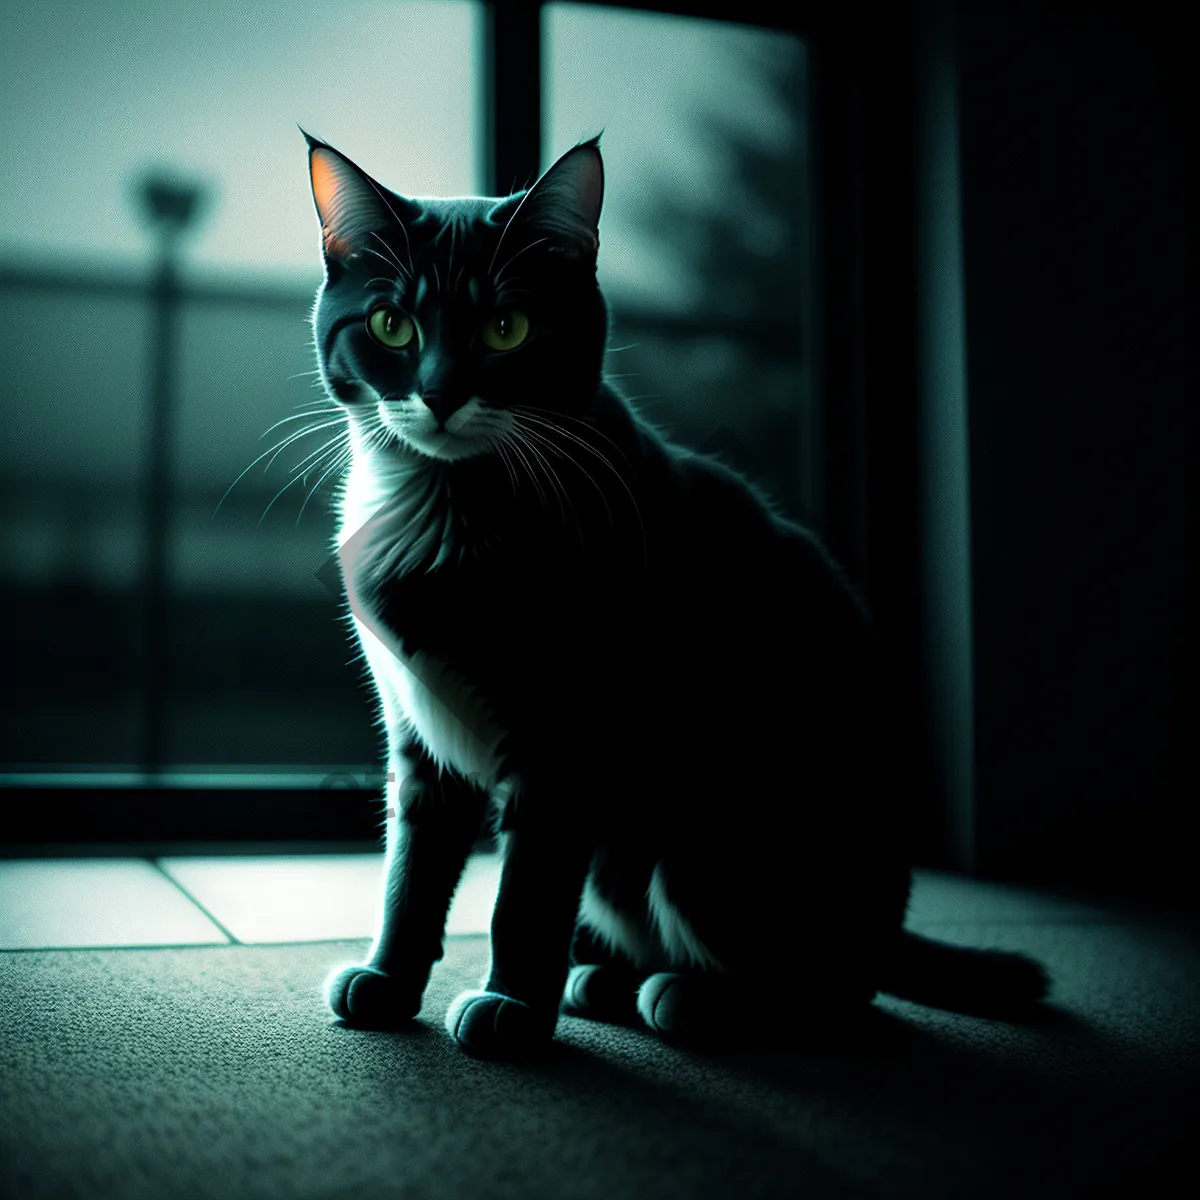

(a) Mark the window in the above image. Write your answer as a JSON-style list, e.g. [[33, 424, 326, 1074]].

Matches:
[[545, 4, 815, 525], [1, 2, 819, 842], [0, 1, 482, 784]]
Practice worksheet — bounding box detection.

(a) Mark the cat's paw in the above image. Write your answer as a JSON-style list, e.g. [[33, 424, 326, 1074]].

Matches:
[[637, 971, 735, 1043], [325, 964, 423, 1028], [561, 964, 642, 1025], [445, 989, 555, 1059]]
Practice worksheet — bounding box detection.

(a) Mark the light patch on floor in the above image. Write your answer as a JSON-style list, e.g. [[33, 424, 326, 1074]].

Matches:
[[158, 851, 501, 943], [905, 871, 1119, 926], [0, 859, 230, 949]]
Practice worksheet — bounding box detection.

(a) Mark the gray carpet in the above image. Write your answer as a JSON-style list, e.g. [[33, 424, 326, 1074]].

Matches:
[[2, 918, 1197, 1199]]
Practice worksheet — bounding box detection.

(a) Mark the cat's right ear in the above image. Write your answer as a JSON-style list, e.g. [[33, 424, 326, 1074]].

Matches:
[[301, 130, 415, 268], [503, 137, 604, 264]]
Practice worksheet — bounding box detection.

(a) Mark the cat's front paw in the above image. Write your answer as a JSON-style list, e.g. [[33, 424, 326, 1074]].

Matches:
[[325, 964, 423, 1028], [445, 989, 555, 1059]]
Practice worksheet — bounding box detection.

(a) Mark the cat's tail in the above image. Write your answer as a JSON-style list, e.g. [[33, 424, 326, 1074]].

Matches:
[[878, 931, 1050, 1016]]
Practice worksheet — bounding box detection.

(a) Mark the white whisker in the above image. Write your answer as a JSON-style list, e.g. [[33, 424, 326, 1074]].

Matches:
[[489, 435, 520, 496], [287, 428, 351, 476], [368, 233, 409, 281], [514, 409, 648, 565], [216, 416, 347, 516], [297, 442, 355, 525], [364, 177, 417, 279], [516, 405, 634, 470], [257, 469, 308, 526], [265, 418, 347, 470], [260, 407, 341, 437], [510, 428, 585, 547], [503, 433, 549, 510], [510, 427, 570, 529], [516, 420, 612, 531]]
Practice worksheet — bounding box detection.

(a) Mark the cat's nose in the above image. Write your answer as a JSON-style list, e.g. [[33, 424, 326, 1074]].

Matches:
[[420, 389, 468, 429]]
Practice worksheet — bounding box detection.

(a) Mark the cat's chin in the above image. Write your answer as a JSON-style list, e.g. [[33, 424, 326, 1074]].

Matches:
[[398, 431, 493, 463]]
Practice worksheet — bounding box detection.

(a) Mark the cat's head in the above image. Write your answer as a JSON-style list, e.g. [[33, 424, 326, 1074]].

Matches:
[[305, 132, 606, 464]]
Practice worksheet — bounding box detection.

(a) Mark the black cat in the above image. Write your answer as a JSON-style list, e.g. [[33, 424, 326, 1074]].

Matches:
[[305, 132, 1048, 1057]]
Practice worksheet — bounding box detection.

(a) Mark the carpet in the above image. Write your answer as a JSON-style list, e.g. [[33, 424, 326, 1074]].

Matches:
[[2, 919, 1197, 1198]]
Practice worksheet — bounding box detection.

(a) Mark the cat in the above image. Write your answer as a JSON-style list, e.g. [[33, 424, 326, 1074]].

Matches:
[[304, 130, 1048, 1057]]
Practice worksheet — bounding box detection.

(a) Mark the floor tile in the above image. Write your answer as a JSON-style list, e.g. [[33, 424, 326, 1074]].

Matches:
[[158, 851, 500, 943], [0, 859, 230, 949]]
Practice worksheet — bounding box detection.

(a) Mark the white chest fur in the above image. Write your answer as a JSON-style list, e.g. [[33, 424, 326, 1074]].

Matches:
[[338, 454, 509, 788]]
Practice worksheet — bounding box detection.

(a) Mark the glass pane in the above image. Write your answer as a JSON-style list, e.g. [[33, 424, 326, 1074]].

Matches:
[[166, 300, 381, 768], [0, 0, 481, 283], [0, 0, 482, 776], [0, 286, 149, 767], [544, 5, 815, 525]]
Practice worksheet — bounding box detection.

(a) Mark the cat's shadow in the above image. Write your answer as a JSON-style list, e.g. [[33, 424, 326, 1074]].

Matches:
[[328, 999, 1156, 1195], [647, 999, 1118, 1139], [707, 993, 1084, 1055], [330, 993, 1087, 1061], [546, 997, 1107, 1125]]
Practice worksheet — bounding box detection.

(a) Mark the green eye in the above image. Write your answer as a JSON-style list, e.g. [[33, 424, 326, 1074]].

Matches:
[[367, 307, 415, 349], [482, 309, 529, 351]]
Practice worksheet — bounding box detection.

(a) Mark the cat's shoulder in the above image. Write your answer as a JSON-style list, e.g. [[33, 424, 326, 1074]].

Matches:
[[658, 430, 798, 539], [601, 382, 838, 559]]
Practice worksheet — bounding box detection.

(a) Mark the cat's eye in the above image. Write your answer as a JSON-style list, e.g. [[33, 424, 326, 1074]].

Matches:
[[482, 309, 529, 352], [367, 307, 415, 349]]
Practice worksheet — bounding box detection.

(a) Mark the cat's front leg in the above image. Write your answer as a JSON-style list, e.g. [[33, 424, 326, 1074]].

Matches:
[[326, 739, 486, 1028], [446, 814, 592, 1058]]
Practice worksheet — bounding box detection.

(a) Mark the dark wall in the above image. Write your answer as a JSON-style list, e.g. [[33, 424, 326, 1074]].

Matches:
[[957, 2, 1194, 899]]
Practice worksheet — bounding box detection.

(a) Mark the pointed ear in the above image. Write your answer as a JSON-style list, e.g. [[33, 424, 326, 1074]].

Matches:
[[302, 131, 412, 263], [509, 137, 604, 261]]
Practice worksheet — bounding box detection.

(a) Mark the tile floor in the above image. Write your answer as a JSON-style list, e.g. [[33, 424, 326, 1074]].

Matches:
[[0, 853, 501, 950], [0, 854, 1122, 951]]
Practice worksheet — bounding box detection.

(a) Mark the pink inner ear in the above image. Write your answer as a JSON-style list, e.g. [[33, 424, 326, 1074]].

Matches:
[[311, 150, 343, 224], [310, 148, 357, 257], [324, 230, 354, 258]]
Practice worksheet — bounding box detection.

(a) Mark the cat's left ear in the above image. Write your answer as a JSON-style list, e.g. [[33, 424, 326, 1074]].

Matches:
[[505, 136, 604, 263], [302, 130, 417, 265]]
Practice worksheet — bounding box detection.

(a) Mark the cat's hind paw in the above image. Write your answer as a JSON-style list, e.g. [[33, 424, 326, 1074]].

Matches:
[[445, 989, 555, 1059], [561, 963, 642, 1025], [325, 964, 423, 1029], [637, 971, 738, 1044]]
